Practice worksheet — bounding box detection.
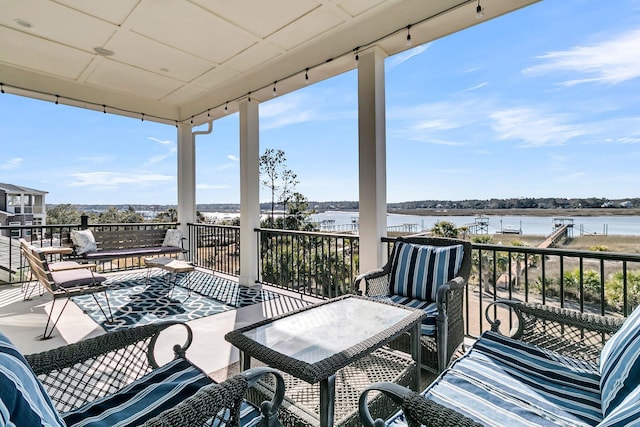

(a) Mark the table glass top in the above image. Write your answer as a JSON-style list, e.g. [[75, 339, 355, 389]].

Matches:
[[241, 297, 412, 364]]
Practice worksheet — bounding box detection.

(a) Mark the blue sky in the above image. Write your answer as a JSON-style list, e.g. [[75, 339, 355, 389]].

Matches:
[[2, 0, 640, 205]]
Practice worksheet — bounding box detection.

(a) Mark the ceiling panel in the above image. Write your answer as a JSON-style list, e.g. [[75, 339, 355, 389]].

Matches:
[[53, 0, 139, 25], [86, 60, 184, 100], [268, 7, 346, 51], [161, 84, 209, 106], [338, 0, 388, 17], [131, 0, 257, 64], [0, 0, 541, 124], [0, 0, 117, 52], [193, 0, 320, 38], [223, 43, 282, 74], [0, 26, 93, 80], [192, 66, 239, 89], [107, 31, 215, 83]]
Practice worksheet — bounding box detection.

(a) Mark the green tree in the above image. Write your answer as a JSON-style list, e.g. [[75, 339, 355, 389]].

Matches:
[[259, 148, 298, 227], [431, 220, 459, 238], [46, 204, 81, 225], [605, 270, 640, 311], [155, 208, 178, 222], [120, 206, 145, 223], [283, 192, 315, 230], [97, 206, 143, 223], [471, 235, 494, 293]]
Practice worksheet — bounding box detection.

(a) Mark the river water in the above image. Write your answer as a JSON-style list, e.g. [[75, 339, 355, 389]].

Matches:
[[310, 211, 640, 236]]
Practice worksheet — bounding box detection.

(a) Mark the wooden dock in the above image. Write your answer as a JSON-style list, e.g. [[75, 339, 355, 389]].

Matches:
[[538, 224, 571, 249]]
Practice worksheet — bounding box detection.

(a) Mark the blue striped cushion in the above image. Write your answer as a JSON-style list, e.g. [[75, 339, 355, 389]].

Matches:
[[387, 295, 438, 336], [0, 331, 65, 427], [600, 305, 640, 416], [62, 358, 214, 427], [388, 242, 463, 302], [385, 331, 603, 427], [598, 386, 640, 427]]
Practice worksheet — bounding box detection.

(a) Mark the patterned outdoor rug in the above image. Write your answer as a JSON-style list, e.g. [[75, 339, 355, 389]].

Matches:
[[72, 270, 279, 332]]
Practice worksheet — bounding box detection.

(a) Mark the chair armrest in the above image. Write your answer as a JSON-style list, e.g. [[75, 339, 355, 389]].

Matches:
[[355, 268, 388, 297], [485, 300, 624, 362], [359, 382, 483, 427], [25, 322, 192, 412], [49, 263, 98, 272], [142, 366, 285, 427], [435, 276, 465, 311]]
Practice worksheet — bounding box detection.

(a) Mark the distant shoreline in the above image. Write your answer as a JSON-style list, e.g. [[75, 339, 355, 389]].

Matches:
[[387, 208, 640, 217]]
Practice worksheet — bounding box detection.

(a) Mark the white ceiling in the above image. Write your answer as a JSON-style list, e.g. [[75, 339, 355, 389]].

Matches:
[[0, 0, 538, 126]]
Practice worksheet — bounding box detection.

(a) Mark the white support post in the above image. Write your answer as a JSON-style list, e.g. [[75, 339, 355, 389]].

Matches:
[[177, 123, 196, 258], [239, 99, 260, 286], [358, 47, 388, 281]]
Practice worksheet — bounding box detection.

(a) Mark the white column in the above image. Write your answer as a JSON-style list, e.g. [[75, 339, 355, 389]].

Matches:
[[239, 99, 260, 286], [358, 47, 388, 279], [177, 123, 196, 258]]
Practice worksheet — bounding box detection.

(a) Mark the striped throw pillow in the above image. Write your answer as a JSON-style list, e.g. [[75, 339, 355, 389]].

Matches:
[[388, 242, 464, 301], [0, 331, 65, 427], [600, 304, 640, 416]]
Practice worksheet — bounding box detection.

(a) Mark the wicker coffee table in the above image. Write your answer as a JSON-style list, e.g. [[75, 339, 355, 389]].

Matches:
[[225, 295, 424, 427], [143, 257, 194, 300]]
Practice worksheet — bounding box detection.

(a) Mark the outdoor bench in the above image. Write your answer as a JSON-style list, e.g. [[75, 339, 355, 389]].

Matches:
[[65, 227, 187, 262], [359, 300, 640, 427], [1, 321, 285, 426]]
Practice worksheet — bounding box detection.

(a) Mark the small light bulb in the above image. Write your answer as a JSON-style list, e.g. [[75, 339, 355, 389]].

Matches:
[[273, 82, 277, 97], [305, 68, 309, 84], [476, 3, 484, 19], [406, 25, 412, 47]]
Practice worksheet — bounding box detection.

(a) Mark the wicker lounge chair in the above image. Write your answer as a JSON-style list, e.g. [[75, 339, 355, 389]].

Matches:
[[2, 321, 285, 426], [20, 240, 113, 339], [359, 300, 639, 427], [355, 236, 471, 373]]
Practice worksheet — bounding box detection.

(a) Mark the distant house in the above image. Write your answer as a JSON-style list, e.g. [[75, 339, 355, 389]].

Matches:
[[0, 183, 48, 238], [620, 200, 633, 208]]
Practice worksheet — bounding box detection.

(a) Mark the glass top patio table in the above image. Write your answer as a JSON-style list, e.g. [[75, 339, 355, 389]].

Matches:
[[225, 294, 424, 427]]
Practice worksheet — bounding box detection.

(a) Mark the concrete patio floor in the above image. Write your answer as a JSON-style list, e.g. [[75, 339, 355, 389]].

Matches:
[[0, 268, 321, 381]]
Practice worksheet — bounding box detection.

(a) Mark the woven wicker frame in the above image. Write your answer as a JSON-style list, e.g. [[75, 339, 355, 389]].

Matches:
[[25, 321, 285, 427], [354, 236, 472, 373], [358, 300, 626, 426]]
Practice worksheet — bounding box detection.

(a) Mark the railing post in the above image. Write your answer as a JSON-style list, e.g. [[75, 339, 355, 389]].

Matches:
[[80, 214, 89, 230]]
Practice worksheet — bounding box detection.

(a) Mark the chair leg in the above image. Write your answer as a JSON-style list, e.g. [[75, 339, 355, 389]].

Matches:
[[91, 291, 114, 324], [42, 297, 71, 340]]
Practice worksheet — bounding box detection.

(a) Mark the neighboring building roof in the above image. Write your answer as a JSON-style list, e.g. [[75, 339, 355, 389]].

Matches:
[[0, 183, 48, 195]]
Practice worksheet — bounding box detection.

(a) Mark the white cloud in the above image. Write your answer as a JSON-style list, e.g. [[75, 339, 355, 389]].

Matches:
[[0, 157, 22, 170], [489, 107, 587, 147], [260, 94, 315, 130], [148, 137, 173, 145], [145, 147, 177, 166], [217, 163, 236, 171], [227, 155, 239, 161], [460, 82, 488, 93], [523, 29, 640, 85], [387, 45, 429, 69], [68, 172, 172, 189]]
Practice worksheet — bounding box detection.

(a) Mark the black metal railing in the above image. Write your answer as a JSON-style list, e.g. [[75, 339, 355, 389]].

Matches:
[[5, 221, 640, 338], [465, 243, 640, 336], [0, 222, 181, 283], [187, 223, 240, 275], [255, 228, 359, 299]]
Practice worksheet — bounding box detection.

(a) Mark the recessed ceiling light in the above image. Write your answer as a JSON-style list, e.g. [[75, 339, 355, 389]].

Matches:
[[14, 19, 33, 28], [94, 47, 114, 56]]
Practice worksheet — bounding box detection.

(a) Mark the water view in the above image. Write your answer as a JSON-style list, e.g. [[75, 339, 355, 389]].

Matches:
[[310, 211, 640, 236]]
